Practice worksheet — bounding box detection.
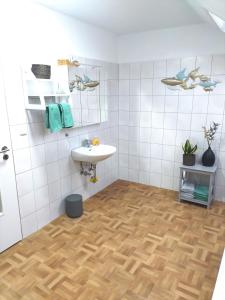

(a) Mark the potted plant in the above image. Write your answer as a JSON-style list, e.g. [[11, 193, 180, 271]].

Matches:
[[202, 122, 220, 166], [182, 139, 197, 166]]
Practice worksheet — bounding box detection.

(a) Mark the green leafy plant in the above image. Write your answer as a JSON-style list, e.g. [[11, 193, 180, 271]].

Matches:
[[182, 139, 197, 155], [203, 122, 220, 147]]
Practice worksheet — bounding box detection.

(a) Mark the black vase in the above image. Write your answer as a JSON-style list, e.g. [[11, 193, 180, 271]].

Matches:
[[202, 146, 215, 167]]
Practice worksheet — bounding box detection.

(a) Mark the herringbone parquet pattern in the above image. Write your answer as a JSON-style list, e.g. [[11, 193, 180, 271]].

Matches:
[[1, 180, 225, 300]]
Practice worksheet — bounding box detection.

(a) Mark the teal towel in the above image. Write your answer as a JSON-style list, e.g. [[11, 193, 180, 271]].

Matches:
[[45, 104, 63, 133], [194, 194, 208, 199], [194, 193, 208, 199], [194, 185, 209, 197], [58, 103, 74, 128], [194, 185, 209, 201]]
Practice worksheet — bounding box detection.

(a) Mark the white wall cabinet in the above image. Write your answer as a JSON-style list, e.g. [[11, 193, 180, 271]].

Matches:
[[22, 65, 72, 110]]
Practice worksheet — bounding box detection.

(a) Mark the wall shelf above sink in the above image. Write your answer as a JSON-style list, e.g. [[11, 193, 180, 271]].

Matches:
[[22, 65, 72, 110]]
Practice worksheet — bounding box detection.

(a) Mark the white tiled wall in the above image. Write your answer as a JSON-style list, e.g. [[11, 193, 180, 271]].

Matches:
[[4, 54, 225, 239], [3, 59, 119, 238], [118, 55, 225, 201]]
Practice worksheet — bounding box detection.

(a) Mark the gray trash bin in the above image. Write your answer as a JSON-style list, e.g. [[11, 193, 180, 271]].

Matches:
[[65, 194, 83, 218]]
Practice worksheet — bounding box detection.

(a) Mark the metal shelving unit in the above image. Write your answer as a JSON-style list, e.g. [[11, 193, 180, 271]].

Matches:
[[178, 164, 217, 208]]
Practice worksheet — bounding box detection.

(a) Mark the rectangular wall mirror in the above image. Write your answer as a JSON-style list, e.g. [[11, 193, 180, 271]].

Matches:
[[68, 60, 102, 127]]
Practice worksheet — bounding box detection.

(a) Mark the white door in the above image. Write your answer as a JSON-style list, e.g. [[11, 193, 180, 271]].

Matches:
[[0, 65, 22, 252]]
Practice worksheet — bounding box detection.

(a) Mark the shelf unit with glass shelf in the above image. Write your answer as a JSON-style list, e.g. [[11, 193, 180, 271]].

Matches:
[[178, 164, 217, 208], [22, 65, 72, 110]]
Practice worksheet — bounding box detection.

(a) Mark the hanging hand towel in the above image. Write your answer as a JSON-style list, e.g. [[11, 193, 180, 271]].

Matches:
[[58, 103, 74, 128], [45, 104, 63, 133]]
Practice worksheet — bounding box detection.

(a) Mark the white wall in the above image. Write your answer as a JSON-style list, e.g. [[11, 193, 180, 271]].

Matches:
[[0, 1, 119, 238], [0, 1, 117, 63], [118, 55, 225, 202], [117, 24, 225, 63], [2, 58, 119, 238]]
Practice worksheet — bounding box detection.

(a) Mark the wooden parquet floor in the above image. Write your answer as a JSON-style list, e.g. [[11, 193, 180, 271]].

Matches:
[[1, 180, 225, 300]]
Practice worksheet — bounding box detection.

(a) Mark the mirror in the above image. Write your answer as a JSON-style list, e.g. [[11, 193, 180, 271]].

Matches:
[[68, 60, 102, 127]]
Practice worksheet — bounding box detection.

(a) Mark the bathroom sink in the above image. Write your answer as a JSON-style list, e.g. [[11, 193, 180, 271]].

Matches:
[[71, 144, 116, 163]]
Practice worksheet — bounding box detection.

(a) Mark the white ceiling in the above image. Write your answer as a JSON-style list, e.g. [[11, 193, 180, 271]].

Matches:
[[33, 0, 205, 34]]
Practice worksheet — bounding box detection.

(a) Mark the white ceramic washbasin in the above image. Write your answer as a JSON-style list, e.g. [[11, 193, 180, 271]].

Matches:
[[71, 144, 116, 163]]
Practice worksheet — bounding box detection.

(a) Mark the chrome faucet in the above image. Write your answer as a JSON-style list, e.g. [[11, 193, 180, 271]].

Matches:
[[82, 139, 92, 148]]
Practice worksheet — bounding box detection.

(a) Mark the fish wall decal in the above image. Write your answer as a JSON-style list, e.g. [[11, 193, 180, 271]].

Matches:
[[69, 74, 100, 92], [161, 67, 220, 92]]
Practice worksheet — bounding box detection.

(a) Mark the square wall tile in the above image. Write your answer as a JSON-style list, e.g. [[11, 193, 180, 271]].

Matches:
[[151, 128, 164, 144], [150, 158, 162, 172], [177, 114, 191, 131], [46, 161, 60, 183], [130, 96, 140, 111], [129, 155, 139, 170], [119, 167, 129, 180], [35, 185, 49, 210], [140, 96, 152, 112], [129, 112, 140, 126], [128, 168, 139, 182], [165, 96, 178, 112], [152, 96, 165, 113], [191, 114, 207, 131], [30, 145, 45, 168], [141, 79, 153, 96], [21, 213, 38, 238], [10, 124, 29, 150], [119, 80, 130, 96], [16, 170, 34, 197], [139, 157, 150, 171], [178, 96, 193, 113], [139, 171, 149, 185], [192, 96, 208, 114], [45, 141, 58, 163], [19, 192, 35, 218], [152, 113, 164, 129], [130, 80, 140, 96], [140, 112, 151, 127], [162, 145, 175, 161], [33, 166, 47, 189], [130, 63, 141, 79], [139, 142, 150, 157], [208, 95, 225, 115], [119, 126, 129, 140], [149, 172, 161, 187], [119, 96, 130, 111], [164, 113, 177, 130], [161, 175, 173, 189], [37, 206, 50, 229], [129, 126, 140, 141], [140, 127, 151, 143], [48, 180, 61, 203], [13, 148, 31, 174], [119, 154, 129, 168], [28, 123, 44, 146], [163, 130, 176, 145], [152, 79, 165, 96], [119, 111, 129, 126], [151, 144, 163, 159]]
